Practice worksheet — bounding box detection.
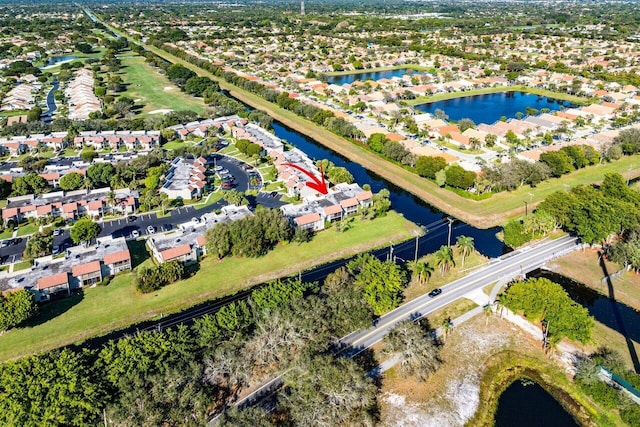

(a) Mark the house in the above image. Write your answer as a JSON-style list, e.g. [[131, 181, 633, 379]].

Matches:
[[339, 197, 359, 215], [294, 212, 324, 231], [323, 204, 343, 222], [72, 260, 103, 287], [158, 243, 196, 264], [36, 272, 70, 301], [103, 249, 132, 275]]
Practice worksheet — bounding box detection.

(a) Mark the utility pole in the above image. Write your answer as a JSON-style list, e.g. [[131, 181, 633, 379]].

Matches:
[[389, 243, 394, 262], [524, 200, 528, 217], [446, 217, 454, 247], [414, 234, 420, 263]]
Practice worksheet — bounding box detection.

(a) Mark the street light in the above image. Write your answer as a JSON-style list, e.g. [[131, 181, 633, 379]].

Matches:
[[446, 217, 454, 247]]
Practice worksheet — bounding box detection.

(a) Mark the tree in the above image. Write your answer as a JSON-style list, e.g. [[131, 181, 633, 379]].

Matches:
[[415, 156, 446, 179], [87, 163, 115, 188], [24, 229, 53, 259], [0, 349, 105, 426], [458, 118, 476, 132], [383, 320, 441, 381], [70, 218, 101, 245], [455, 235, 475, 267], [166, 64, 196, 87], [434, 245, 455, 276], [0, 289, 38, 333], [59, 172, 84, 191], [410, 261, 434, 285], [540, 151, 574, 177], [444, 165, 476, 189], [279, 356, 377, 426], [501, 278, 593, 345], [348, 254, 407, 315]]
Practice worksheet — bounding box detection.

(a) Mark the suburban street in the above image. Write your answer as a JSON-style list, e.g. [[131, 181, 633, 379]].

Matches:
[[217, 234, 581, 418]]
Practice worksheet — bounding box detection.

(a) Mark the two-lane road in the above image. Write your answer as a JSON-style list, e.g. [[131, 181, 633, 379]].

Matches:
[[217, 235, 581, 418], [340, 235, 579, 356]]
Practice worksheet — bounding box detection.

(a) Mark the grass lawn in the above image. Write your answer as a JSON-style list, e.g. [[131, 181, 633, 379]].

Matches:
[[406, 85, 593, 107], [0, 227, 12, 240], [0, 211, 420, 361], [59, 149, 80, 157], [105, 22, 638, 229], [13, 260, 32, 272], [0, 110, 28, 118], [162, 140, 195, 150], [117, 55, 206, 115], [16, 223, 39, 237]]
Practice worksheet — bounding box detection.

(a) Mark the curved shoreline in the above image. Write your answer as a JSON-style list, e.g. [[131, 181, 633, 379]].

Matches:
[[468, 351, 602, 427]]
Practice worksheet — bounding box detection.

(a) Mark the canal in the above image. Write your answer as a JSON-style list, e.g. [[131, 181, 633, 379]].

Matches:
[[269, 120, 507, 258]]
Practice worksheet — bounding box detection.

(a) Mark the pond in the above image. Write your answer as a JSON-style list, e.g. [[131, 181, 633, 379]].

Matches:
[[415, 91, 575, 125], [494, 379, 578, 426], [44, 56, 78, 66], [326, 68, 418, 85]]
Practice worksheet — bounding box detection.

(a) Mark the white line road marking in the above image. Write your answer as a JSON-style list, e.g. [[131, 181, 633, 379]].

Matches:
[[347, 237, 578, 347]]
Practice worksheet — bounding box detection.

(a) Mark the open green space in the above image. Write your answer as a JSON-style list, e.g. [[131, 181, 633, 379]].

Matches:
[[0, 211, 420, 361], [407, 85, 593, 107], [16, 223, 39, 237], [116, 55, 206, 115], [101, 19, 640, 228], [0, 110, 29, 118], [12, 261, 32, 272]]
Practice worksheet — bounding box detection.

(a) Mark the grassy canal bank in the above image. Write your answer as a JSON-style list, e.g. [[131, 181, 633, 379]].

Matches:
[[0, 211, 420, 361]]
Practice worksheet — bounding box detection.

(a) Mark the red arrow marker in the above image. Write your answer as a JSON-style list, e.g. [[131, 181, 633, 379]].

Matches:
[[282, 163, 329, 195]]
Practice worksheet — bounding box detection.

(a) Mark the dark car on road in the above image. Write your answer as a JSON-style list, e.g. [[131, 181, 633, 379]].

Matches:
[[127, 215, 137, 223], [428, 288, 443, 298]]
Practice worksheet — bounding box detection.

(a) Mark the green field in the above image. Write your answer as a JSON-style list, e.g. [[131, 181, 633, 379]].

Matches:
[[117, 55, 206, 115], [0, 211, 420, 361]]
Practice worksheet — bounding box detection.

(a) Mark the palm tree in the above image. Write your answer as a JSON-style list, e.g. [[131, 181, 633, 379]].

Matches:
[[434, 245, 455, 276], [410, 261, 434, 285], [455, 235, 475, 268]]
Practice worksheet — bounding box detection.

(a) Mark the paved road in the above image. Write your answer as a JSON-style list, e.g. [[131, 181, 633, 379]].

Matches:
[[214, 235, 581, 419]]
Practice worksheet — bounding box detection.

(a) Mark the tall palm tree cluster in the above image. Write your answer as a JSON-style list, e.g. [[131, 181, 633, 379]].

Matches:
[[410, 235, 476, 283]]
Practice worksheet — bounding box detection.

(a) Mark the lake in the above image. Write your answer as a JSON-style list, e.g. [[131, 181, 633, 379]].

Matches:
[[326, 68, 417, 85], [495, 379, 578, 426], [415, 91, 575, 125], [45, 56, 78, 66]]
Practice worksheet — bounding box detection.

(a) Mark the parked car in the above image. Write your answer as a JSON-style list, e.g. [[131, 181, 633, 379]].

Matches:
[[191, 217, 200, 224], [428, 288, 443, 298], [221, 182, 234, 190], [53, 228, 62, 236], [146, 225, 155, 234], [131, 230, 140, 238], [52, 245, 60, 255], [127, 215, 137, 223], [0, 240, 8, 248]]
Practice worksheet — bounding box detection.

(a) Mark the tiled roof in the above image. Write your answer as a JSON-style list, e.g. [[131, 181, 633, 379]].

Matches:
[[104, 249, 131, 265], [294, 212, 321, 226], [160, 243, 192, 262], [72, 260, 101, 277], [37, 272, 68, 290]]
